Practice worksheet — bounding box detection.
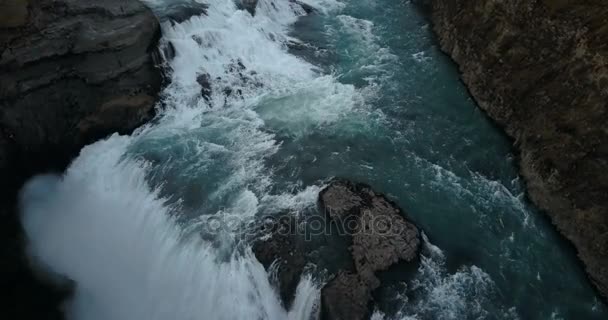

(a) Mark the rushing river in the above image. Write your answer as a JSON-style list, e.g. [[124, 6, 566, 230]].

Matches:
[[19, 1, 607, 319]]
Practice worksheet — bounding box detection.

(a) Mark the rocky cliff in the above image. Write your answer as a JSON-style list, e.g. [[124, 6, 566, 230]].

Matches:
[[428, 0, 608, 299], [0, 0, 162, 317]]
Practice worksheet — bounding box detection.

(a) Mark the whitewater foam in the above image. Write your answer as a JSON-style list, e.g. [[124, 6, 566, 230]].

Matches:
[[20, 1, 341, 319]]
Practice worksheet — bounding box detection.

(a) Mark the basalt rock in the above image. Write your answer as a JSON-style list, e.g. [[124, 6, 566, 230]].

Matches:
[[319, 180, 421, 320], [252, 215, 309, 308], [0, 0, 162, 318], [159, 0, 208, 24], [321, 271, 371, 320], [428, 0, 608, 300], [252, 180, 421, 320]]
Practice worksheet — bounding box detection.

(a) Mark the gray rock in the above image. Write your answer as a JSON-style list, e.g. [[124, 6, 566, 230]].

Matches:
[[321, 272, 371, 320], [252, 180, 421, 320], [252, 215, 308, 308], [319, 179, 421, 320], [0, 0, 162, 152], [237, 0, 258, 16], [196, 73, 212, 100]]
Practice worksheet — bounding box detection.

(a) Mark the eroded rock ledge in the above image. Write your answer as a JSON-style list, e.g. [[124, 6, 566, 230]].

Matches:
[[0, 0, 162, 318], [428, 0, 608, 299], [253, 179, 421, 320]]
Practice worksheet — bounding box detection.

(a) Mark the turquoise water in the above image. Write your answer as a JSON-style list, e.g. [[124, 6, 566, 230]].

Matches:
[[264, 1, 607, 318], [20, 1, 607, 319]]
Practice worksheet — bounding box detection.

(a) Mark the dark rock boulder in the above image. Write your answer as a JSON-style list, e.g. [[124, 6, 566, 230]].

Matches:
[[252, 215, 309, 308], [428, 0, 608, 300], [237, 0, 258, 16], [1, 0, 162, 159], [319, 180, 421, 320], [0, 0, 163, 319], [290, 0, 316, 14], [196, 73, 213, 100], [252, 180, 421, 320], [159, 0, 208, 24], [321, 271, 371, 320]]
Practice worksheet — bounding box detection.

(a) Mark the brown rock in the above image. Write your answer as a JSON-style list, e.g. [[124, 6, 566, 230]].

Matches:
[[428, 0, 608, 299]]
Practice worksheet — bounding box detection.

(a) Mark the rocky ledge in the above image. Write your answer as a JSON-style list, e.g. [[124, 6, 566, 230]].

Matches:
[[428, 0, 608, 299], [0, 0, 162, 318], [253, 179, 421, 320]]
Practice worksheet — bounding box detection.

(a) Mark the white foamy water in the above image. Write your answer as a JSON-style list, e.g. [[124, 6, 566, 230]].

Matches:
[[373, 235, 515, 320], [21, 139, 304, 320], [18, 1, 352, 319], [19, 0, 576, 319]]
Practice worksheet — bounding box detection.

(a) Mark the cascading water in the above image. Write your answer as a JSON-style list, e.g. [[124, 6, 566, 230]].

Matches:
[[19, 1, 608, 320]]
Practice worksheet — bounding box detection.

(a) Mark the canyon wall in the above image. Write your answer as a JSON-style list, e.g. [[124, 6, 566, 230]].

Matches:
[[0, 0, 162, 317], [429, 0, 608, 299]]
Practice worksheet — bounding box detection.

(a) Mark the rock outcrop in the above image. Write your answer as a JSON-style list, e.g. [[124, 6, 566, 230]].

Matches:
[[252, 180, 421, 320], [428, 0, 608, 299], [0, 0, 162, 318], [319, 180, 421, 320], [237, 0, 258, 16], [252, 215, 309, 307]]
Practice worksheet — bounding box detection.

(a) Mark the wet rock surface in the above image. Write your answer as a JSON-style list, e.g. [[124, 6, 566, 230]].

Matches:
[[253, 179, 421, 320], [197, 73, 213, 100], [321, 271, 371, 320], [428, 0, 608, 300], [1, 0, 162, 163], [159, 0, 208, 24], [252, 215, 309, 308], [0, 0, 162, 318], [319, 180, 421, 320], [237, 0, 259, 16]]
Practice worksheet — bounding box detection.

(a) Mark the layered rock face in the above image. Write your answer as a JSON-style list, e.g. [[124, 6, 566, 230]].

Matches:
[[429, 0, 608, 298], [0, 0, 162, 318]]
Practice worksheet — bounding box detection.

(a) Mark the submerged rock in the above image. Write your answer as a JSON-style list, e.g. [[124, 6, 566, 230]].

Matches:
[[0, 0, 162, 318], [428, 0, 608, 300]]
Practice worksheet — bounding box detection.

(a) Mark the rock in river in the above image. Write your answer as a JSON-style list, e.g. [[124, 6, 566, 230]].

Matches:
[[428, 0, 608, 300], [319, 179, 421, 320], [253, 179, 421, 320]]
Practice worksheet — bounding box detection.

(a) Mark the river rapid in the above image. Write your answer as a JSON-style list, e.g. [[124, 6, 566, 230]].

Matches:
[[19, 1, 608, 319]]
